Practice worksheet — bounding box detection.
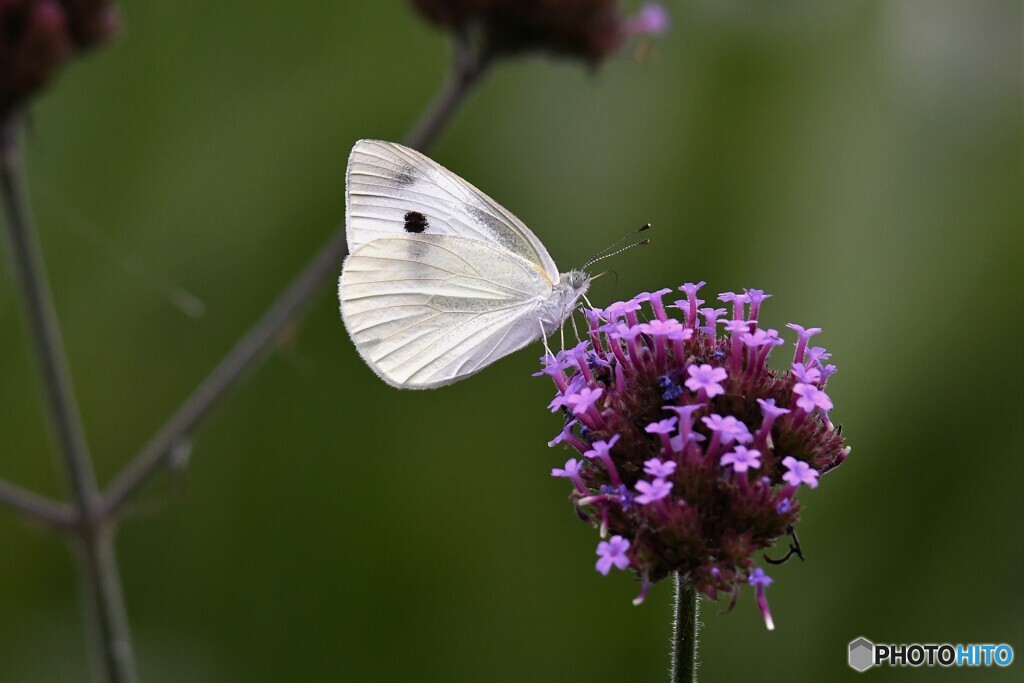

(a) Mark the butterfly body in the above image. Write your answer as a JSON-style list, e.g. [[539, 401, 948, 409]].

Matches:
[[338, 140, 589, 389]]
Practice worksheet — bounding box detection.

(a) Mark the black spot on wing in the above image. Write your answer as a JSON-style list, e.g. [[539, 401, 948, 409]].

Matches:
[[404, 211, 428, 233]]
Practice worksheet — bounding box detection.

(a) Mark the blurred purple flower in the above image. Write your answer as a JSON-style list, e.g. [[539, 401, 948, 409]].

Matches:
[[1, 0, 120, 116], [623, 2, 669, 36], [409, 0, 669, 64]]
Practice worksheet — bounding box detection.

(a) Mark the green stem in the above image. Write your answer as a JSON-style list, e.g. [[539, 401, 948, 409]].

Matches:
[[670, 572, 699, 683]]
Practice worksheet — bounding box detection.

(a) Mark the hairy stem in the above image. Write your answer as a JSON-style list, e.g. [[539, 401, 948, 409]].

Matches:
[[1, 115, 137, 682], [670, 572, 700, 683], [102, 36, 492, 516]]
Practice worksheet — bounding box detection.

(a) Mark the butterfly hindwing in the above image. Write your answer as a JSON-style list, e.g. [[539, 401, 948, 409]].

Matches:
[[339, 234, 551, 389]]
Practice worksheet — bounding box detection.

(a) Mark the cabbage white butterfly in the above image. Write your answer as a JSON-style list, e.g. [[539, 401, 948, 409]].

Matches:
[[338, 140, 591, 389]]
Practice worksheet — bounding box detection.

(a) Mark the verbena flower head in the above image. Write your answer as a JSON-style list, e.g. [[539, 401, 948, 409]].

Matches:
[[1, 0, 120, 117], [541, 282, 849, 628], [408, 0, 668, 63]]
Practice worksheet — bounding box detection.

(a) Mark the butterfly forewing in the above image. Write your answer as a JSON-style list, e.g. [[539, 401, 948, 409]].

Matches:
[[345, 140, 559, 282]]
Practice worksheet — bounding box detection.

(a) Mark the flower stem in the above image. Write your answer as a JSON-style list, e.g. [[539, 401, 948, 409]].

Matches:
[[0, 116, 99, 522], [1, 114, 137, 683], [101, 34, 493, 516], [0, 478, 76, 529], [670, 572, 700, 683], [405, 30, 492, 152]]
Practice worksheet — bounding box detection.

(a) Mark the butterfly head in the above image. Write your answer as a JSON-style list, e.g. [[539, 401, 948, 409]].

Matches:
[[561, 269, 591, 294], [543, 269, 588, 332]]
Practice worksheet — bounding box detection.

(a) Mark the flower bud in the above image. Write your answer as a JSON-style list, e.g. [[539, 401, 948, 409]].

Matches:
[[408, 0, 667, 63], [1, 0, 119, 117]]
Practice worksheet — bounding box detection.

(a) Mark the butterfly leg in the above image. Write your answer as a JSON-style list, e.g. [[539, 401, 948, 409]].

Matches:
[[569, 310, 582, 344], [539, 320, 555, 362], [581, 293, 606, 323]]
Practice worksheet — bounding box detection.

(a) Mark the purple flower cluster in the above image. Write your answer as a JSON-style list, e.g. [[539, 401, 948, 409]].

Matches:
[[408, 0, 668, 63], [543, 283, 849, 628], [1, 0, 120, 117]]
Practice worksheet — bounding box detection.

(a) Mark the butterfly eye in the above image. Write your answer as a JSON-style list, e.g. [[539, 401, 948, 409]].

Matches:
[[403, 211, 428, 233]]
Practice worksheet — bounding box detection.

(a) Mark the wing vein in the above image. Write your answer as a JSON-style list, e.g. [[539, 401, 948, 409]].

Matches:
[[392, 301, 532, 377]]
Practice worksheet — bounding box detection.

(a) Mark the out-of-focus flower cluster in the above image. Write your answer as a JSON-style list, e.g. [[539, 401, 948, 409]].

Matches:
[[541, 283, 849, 628], [1, 0, 119, 117], [408, 0, 668, 63]]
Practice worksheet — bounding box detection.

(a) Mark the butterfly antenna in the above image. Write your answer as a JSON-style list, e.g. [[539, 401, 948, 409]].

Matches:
[[581, 223, 652, 270], [585, 238, 651, 271]]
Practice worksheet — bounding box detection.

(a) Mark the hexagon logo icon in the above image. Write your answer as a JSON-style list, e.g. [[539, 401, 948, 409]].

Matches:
[[849, 637, 875, 672]]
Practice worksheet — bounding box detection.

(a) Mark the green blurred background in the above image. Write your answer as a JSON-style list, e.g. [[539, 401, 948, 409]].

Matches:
[[1, 1, 1021, 681]]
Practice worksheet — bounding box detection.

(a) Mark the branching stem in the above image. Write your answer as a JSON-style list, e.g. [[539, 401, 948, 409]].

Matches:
[[1, 33, 493, 682], [102, 34, 492, 517], [1, 114, 137, 683]]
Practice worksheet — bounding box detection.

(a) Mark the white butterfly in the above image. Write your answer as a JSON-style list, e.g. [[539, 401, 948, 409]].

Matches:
[[338, 140, 590, 389]]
